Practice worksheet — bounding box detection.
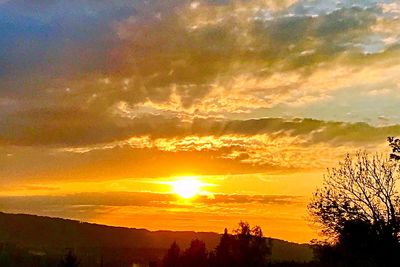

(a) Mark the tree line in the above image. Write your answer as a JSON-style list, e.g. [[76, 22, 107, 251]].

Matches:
[[160, 221, 270, 267]]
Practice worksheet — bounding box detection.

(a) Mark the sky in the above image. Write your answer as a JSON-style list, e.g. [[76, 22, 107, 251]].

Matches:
[[1, 0, 400, 243]]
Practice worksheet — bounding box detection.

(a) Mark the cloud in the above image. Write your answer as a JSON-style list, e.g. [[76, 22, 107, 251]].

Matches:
[[1, 0, 400, 119], [1, 117, 396, 185], [0, 191, 304, 214], [106, 0, 383, 108], [0, 0, 135, 78], [2, 104, 400, 147], [0, 191, 306, 230], [1, 0, 400, 183], [0, 106, 193, 146]]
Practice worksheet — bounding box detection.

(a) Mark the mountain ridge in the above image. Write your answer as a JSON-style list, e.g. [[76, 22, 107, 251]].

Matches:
[[0, 212, 313, 263]]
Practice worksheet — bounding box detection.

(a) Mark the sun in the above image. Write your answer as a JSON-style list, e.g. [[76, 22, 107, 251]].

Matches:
[[172, 177, 202, 199]]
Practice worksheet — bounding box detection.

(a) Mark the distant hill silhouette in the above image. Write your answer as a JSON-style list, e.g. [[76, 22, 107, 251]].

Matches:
[[0, 212, 313, 263]]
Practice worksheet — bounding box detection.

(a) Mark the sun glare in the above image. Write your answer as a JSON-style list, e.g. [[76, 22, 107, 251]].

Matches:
[[172, 177, 202, 199]]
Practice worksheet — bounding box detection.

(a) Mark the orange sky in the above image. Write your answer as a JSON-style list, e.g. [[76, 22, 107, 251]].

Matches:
[[0, 172, 324, 243], [1, 0, 400, 243]]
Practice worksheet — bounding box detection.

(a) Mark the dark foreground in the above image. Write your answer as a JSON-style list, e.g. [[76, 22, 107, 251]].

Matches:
[[1, 212, 398, 267], [0, 212, 312, 267]]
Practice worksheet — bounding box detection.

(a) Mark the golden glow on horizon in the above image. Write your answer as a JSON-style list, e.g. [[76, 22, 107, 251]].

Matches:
[[0, 172, 324, 242], [171, 176, 203, 199]]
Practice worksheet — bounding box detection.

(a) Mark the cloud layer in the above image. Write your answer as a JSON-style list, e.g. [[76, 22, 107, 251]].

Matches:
[[1, 0, 400, 122]]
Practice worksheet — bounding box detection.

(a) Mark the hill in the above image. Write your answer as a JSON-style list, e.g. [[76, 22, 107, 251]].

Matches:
[[0, 212, 313, 264]]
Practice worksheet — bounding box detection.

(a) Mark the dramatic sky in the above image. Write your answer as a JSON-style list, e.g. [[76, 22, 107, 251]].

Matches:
[[1, 0, 400, 243]]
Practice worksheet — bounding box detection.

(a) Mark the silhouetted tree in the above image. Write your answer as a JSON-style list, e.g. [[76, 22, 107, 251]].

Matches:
[[214, 228, 236, 267], [180, 239, 208, 267], [58, 250, 80, 267], [162, 242, 181, 267], [213, 222, 270, 267], [314, 219, 399, 267], [309, 151, 400, 266], [308, 152, 400, 241], [389, 136, 400, 160], [234, 221, 270, 267], [162, 222, 270, 267], [0, 244, 12, 267]]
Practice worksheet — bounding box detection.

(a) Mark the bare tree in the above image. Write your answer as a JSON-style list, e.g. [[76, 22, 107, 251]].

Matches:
[[308, 152, 400, 241], [388, 136, 400, 161]]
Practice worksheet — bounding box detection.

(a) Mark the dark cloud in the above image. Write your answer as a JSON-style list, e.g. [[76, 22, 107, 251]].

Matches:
[[1, 103, 400, 147], [106, 1, 381, 107], [252, 6, 379, 72], [203, 194, 304, 205], [0, 0, 392, 109], [191, 118, 400, 144], [0, 192, 304, 226], [0, 107, 189, 146], [0, 1, 135, 78], [0, 191, 303, 211]]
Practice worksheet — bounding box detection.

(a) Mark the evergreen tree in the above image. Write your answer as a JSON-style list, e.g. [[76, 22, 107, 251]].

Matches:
[[58, 250, 80, 267], [162, 241, 181, 267], [181, 239, 208, 267]]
